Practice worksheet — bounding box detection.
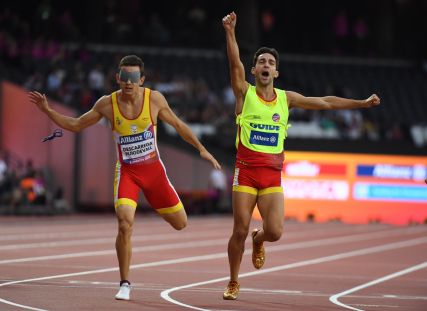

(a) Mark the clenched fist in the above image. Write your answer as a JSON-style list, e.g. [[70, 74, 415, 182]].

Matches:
[[364, 94, 380, 107], [223, 12, 237, 32]]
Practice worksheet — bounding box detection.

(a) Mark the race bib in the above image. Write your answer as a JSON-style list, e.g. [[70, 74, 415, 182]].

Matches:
[[118, 130, 156, 164]]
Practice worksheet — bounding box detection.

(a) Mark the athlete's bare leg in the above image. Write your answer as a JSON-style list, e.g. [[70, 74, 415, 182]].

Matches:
[[116, 204, 135, 281], [161, 207, 187, 230], [228, 191, 257, 282], [253, 192, 284, 244]]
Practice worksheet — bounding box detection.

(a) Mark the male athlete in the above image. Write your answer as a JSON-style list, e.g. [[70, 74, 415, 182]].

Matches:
[[222, 12, 380, 300], [29, 55, 221, 301]]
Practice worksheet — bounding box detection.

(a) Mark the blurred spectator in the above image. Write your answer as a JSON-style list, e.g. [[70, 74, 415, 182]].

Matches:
[[388, 122, 403, 141], [24, 160, 35, 178], [208, 166, 227, 213], [188, 4, 206, 25], [23, 71, 44, 91], [78, 44, 90, 63], [88, 64, 105, 97], [261, 10, 275, 32], [33, 171, 47, 205], [31, 37, 45, 59], [47, 66, 64, 92], [6, 169, 22, 213], [148, 14, 170, 44], [223, 85, 235, 106], [58, 10, 79, 40], [353, 17, 369, 56], [80, 87, 95, 111], [0, 151, 7, 190], [45, 39, 59, 59], [332, 9, 349, 55]]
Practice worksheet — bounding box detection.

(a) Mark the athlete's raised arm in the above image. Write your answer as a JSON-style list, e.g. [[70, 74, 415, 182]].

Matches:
[[152, 91, 221, 170], [223, 12, 249, 112], [287, 91, 380, 110], [29, 91, 107, 132]]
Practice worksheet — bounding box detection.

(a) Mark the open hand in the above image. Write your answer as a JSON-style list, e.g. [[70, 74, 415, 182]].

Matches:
[[29, 91, 49, 113], [200, 150, 221, 170], [222, 12, 237, 32], [364, 94, 380, 107]]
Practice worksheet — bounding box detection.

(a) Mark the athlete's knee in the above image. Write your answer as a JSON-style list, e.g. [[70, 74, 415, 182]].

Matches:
[[166, 210, 187, 231], [118, 219, 133, 238], [232, 227, 249, 242], [265, 228, 282, 242], [172, 217, 187, 231]]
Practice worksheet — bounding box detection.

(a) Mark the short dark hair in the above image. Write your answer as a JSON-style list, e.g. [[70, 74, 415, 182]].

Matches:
[[118, 55, 144, 76], [253, 47, 279, 70]]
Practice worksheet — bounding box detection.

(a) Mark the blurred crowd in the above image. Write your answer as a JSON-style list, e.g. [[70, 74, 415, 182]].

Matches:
[[0, 4, 410, 145], [0, 153, 49, 214]]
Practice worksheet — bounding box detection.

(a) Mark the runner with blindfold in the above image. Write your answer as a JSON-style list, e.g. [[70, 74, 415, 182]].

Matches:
[[28, 55, 221, 301]]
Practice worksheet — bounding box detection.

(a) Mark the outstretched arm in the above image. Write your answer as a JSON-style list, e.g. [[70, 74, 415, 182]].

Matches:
[[153, 92, 221, 170], [223, 12, 248, 113], [287, 91, 380, 110], [29, 91, 105, 132]]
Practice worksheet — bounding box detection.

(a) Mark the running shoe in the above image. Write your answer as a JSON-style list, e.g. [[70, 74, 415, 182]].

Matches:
[[223, 281, 240, 300], [115, 283, 131, 300], [252, 229, 265, 269]]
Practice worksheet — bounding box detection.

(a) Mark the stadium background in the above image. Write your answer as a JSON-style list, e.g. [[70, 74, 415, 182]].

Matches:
[[0, 0, 426, 224]]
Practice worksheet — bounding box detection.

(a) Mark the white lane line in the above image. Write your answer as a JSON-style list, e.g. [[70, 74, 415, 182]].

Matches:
[[0, 223, 384, 247], [0, 229, 223, 250], [0, 220, 227, 237], [0, 230, 113, 241], [0, 238, 229, 265], [1, 235, 426, 311], [329, 261, 427, 311], [160, 236, 427, 311], [0, 221, 231, 242], [0, 227, 422, 265]]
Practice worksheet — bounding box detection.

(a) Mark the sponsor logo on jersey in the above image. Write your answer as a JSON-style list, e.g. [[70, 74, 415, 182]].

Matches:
[[119, 130, 153, 145], [272, 113, 280, 122], [249, 123, 280, 131], [130, 124, 137, 134], [252, 115, 261, 119], [249, 130, 279, 147], [116, 117, 123, 126], [357, 164, 427, 181]]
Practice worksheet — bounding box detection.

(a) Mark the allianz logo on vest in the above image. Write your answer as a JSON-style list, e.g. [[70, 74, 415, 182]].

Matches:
[[119, 130, 153, 145], [250, 123, 280, 131], [250, 130, 279, 146]]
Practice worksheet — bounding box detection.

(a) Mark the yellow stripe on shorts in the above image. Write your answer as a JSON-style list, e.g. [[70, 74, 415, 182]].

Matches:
[[115, 198, 137, 209], [258, 187, 283, 196], [233, 185, 258, 195], [156, 201, 183, 214]]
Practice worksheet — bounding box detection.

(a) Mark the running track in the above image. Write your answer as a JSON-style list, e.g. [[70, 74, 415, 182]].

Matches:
[[0, 215, 426, 311]]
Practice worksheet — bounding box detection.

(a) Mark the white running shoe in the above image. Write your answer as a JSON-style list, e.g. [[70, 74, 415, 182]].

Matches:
[[115, 283, 131, 300]]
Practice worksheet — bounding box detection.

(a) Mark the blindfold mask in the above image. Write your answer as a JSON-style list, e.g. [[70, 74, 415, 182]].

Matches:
[[119, 70, 141, 83]]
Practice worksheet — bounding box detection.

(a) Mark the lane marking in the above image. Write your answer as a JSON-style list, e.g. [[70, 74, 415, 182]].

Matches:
[[1, 227, 421, 265], [0, 238, 230, 265], [0, 224, 388, 248], [0, 230, 426, 310], [348, 305, 398, 308], [0, 220, 228, 237], [160, 236, 427, 311], [329, 261, 427, 311], [0, 230, 224, 250]]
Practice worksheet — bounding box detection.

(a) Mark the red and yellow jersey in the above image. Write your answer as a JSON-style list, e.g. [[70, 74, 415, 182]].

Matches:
[[111, 88, 159, 165]]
